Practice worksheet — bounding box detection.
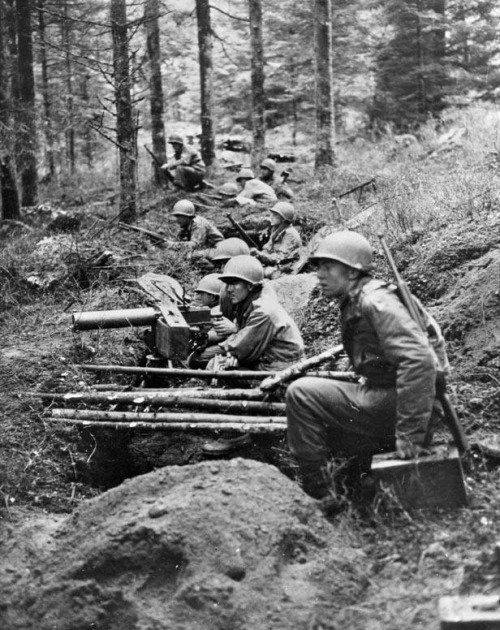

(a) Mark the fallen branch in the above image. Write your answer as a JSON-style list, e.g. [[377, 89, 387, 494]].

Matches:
[[28, 388, 264, 404], [78, 364, 272, 379], [259, 345, 344, 391], [118, 221, 169, 242], [46, 417, 286, 432], [51, 408, 286, 424]]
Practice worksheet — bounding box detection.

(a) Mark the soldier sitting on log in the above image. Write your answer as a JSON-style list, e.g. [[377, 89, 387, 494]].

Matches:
[[161, 134, 206, 191], [285, 231, 448, 515], [168, 200, 223, 260], [259, 158, 294, 200], [222, 168, 277, 208], [250, 202, 302, 279]]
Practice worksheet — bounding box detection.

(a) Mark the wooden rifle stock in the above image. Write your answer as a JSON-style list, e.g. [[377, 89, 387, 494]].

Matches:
[[378, 234, 469, 452]]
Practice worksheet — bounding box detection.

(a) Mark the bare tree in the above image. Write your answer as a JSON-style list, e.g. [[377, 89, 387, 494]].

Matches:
[[1, 154, 20, 220], [16, 0, 38, 205], [314, 0, 335, 168], [60, 0, 75, 174], [37, 0, 55, 179], [144, 0, 167, 184], [195, 0, 215, 167], [248, 0, 265, 168], [110, 0, 137, 223]]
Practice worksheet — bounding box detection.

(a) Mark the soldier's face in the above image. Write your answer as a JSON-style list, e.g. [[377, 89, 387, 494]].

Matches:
[[174, 215, 190, 228], [269, 211, 282, 226], [316, 260, 352, 298], [196, 291, 218, 308], [171, 142, 183, 157], [260, 167, 273, 181], [224, 280, 251, 304]]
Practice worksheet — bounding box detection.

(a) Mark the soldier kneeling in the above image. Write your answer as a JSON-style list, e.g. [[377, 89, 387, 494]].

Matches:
[[286, 231, 445, 515]]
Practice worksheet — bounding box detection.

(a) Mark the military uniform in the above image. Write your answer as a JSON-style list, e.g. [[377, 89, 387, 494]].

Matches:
[[166, 146, 205, 190], [219, 286, 304, 371], [272, 179, 294, 200], [179, 215, 223, 250], [257, 225, 302, 276], [235, 178, 277, 206], [287, 277, 438, 468]]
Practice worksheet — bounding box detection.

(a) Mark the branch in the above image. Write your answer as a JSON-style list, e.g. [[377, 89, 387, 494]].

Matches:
[[209, 5, 249, 22], [88, 122, 132, 155]]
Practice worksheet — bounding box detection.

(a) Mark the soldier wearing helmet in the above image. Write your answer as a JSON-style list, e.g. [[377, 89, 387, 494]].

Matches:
[[211, 255, 304, 371], [251, 201, 301, 278], [224, 167, 277, 207], [169, 199, 223, 259], [259, 158, 294, 200], [161, 134, 206, 191], [286, 230, 441, 513]]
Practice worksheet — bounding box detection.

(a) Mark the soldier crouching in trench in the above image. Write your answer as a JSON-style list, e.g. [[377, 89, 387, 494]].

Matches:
[[286, 231, 443, 515]]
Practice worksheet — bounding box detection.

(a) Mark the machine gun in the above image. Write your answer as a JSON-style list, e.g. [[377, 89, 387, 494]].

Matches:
[[72, 273, 212, 363]]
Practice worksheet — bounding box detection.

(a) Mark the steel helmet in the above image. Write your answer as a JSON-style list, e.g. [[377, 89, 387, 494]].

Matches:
[[271, 201, 295, 223], [211, 237, 250, 262], [171, 199, 195, 217], [168, 134, 183, 145], [219, 255, 264, 285], [195, 273, 223, 296], [218, 182, 240, 197], [260, 158, 277, 172], [236, 168, 255, 181], [308, 231, 373, 271]]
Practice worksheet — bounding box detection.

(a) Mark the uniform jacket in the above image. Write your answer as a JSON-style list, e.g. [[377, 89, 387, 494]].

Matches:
[[271, 179, 294, 200], [180, 215, 223, 249], [235, 179, 277, 205], [258, 224, 301, 268], [220, 286, 304, 370], [340, 277, 438, 437], [167, 147, 205, 175]]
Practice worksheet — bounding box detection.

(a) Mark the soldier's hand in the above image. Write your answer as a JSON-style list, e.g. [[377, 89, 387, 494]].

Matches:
[[212, 317, 237, 337], [395, 437, 429, 460]]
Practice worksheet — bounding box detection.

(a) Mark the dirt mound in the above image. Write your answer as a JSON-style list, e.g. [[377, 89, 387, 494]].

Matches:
[[2, 459, 366, 630], [269, 272, 317, 324]]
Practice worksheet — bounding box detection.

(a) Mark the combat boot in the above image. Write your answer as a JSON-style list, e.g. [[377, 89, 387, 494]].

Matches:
[[298, 461, 347, 517]]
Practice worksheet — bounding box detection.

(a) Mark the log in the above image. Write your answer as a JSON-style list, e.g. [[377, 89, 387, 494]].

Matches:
[[259, 345, 344, 391], [77, 364, 357, 382], [72, 308, 158, 331], [46, 417, 287, 432], [51, 408, 287, 424], [78, 364, 272, 379], [29, 388, 264, 404]]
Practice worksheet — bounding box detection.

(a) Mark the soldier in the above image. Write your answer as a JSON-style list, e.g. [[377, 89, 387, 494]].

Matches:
[[188, 273, 226, 369], [213, 255, 304, 371], [169, 200, 223, 258], [226, 168, 277, 207], [286, 231, 441, 513], [251, 201, 301, 278], [161, 134, 206, 191], [202, 255, 305, 456], [259, 158, 294, 200]]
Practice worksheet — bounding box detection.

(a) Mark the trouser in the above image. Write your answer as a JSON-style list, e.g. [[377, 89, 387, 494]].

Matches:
[[174, 166, 204, 191], [286, 377, 396, 473]]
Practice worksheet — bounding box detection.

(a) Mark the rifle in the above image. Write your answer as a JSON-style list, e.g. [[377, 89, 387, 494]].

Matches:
[[226, 213, 260, 249], [338, 178, 375, 200], [378, 234, 469, 453], [118, 221, 169, 244]]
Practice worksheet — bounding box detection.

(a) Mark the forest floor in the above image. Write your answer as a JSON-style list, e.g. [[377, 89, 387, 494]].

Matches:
[[0, 106, 499, 629]]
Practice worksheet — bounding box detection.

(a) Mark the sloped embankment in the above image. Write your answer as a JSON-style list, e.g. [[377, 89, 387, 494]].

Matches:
[[1, 459, 367, 630]]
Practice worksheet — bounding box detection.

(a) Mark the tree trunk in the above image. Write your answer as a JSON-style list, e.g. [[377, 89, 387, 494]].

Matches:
[[81, 73, 93, 169], [37, 0, 55, 180], [144, 0, 167, 184], [0, 1, 7, 132], [110, 0, 137, 223], [0, 155, 20, 220], [15, 0, 38, 206], [313, 0, 335, 169], [61, 1, 75, 174], [248, 0, 265, 169], [195, 0, 216, 167]]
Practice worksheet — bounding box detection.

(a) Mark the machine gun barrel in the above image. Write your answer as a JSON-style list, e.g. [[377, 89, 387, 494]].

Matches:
[[72, 307, 159, 331]]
